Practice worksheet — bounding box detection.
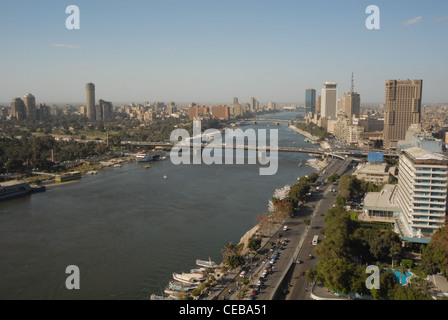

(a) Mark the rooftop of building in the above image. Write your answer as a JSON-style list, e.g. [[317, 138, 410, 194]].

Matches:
[[364, 184, 400, 210], [354, 162, 389, 174], [404, 146, 448, 164]]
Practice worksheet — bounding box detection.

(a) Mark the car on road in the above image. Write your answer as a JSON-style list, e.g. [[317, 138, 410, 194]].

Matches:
[[283, 225, 288, 231], [296, 259, 303, 264]]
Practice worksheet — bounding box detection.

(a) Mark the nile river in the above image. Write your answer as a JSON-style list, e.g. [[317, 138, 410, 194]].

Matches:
[[0, 111, 318, 299]]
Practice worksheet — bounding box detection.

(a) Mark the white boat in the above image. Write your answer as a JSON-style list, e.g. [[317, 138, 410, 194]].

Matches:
[[163, 175, 167, 179], [190, 268, 206, 274], [172, 272, 205, 284], [135, 153, 147, 161], [196, 259, 219, 268]]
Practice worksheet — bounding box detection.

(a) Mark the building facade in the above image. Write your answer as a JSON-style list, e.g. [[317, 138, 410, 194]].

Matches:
[[383, 79, 422, 149], [321, 82, 338, 119], [11, 98, 26, 120], [395, 147, 448, 242], [342, 91, 360, 119], [23, 93, 36, 120], [305, 89, 316, 115]]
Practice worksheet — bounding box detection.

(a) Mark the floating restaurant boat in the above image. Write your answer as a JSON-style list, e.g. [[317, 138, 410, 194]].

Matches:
[[136, 152, 167, 162], [172, 272, 205, 284], [196, 259, 218, 268], [0, 180, 32, 201], [55, 171, 81, 183]]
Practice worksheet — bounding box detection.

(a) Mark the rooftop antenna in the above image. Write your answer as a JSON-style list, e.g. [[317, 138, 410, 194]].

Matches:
[[351, 72, 354, 93]]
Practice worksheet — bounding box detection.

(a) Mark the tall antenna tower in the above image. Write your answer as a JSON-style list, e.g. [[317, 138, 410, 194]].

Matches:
[[351, 72, 354, 93]]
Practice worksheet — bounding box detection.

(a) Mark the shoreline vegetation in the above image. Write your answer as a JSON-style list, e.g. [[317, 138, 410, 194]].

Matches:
[[288, 125, 331, 150], [24, 155, 136, 188]]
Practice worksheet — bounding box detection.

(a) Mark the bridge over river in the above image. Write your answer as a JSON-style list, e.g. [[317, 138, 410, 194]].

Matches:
[[121, 141, 400, 159]]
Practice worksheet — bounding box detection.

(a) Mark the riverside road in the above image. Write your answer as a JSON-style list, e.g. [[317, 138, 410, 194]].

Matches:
[[207, 156, 355, 300]]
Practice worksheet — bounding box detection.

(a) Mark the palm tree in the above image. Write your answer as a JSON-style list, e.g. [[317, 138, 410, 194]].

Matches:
[[398, 262, 407, 285], [410, 277, 433, 297], [221, 242, 239, 260], [390, 246, 400, 268]]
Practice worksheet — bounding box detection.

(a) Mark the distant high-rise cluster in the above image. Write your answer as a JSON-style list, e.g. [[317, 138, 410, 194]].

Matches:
[[85, 83, 114, 121], [10, 93, 50, 121]]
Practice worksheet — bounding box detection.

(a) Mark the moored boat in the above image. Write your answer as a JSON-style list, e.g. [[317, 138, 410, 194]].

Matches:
[[172, 272, 205, 284], [0, 180, 32, 201], [55, 171, 81, 183], [196, 259, 219, 268], [31, 186, 46, 193]]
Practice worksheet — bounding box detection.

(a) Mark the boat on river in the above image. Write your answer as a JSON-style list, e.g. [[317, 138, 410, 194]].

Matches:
[[172, 272, 206, 284], [196, 259, 218, 268], [136, 152, 167, 162]]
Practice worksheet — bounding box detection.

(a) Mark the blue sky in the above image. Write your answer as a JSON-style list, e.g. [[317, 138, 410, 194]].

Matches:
[[1, 0, 447, 105]]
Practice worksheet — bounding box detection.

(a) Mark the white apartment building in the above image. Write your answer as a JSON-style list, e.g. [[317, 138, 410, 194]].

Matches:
[[394, 147, 448, 242]]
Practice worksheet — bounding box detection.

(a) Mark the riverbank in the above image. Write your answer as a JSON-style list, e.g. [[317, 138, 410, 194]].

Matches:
[[27, 156, 135, 188], [288, 125, 331, 150]]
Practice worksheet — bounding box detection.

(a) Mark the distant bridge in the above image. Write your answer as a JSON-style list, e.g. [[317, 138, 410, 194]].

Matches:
[[121, 141, 399, 158], [244, 118, 294, 125]]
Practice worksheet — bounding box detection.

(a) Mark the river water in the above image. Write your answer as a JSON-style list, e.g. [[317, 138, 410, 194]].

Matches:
[[0, 111, 318, 299]]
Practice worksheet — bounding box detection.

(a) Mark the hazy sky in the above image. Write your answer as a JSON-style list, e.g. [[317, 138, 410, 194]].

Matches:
[[1, 0, 447, 105]]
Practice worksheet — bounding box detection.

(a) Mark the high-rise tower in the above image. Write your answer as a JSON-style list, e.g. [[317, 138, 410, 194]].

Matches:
[[86, 83, 96, 120], [23, 93, 36, 120], [343, 73, 360, 119], [383, 79, 422, 149], [305, 89, 316, 115], [321, 82, 337, 119]]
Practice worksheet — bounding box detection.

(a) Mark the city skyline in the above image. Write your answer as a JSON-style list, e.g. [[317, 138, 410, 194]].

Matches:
[[1, 0, 448, 104]]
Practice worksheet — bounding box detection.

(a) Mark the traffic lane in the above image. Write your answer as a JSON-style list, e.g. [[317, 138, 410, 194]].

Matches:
[[254, 203, 317, 300], [255, 230, 298, 299]]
